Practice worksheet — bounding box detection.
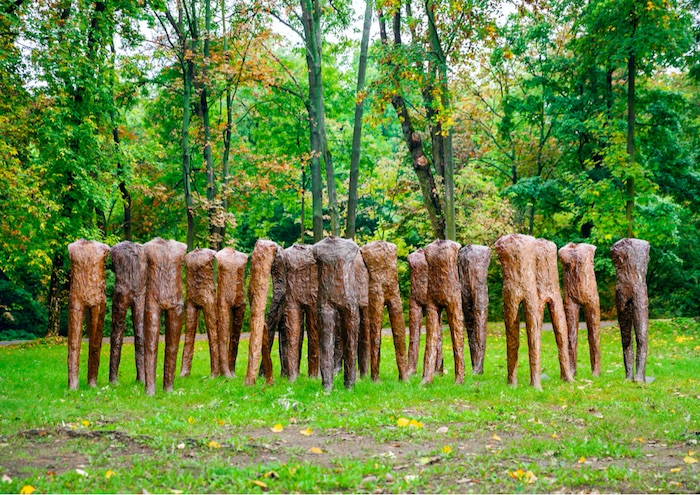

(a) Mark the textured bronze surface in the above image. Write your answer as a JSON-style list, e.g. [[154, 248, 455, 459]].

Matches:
[[260, 250, 288, 378], [360, 241, 408, 382], [245, 240, 278, 385], [458, 244, 491, 375], [108, 241, 147, 385], [313, 236, 360, 391], [611, 238, 650, 383], [422, 240, 465, 385], [215, 248, 247, 377], [180, 249, 220, 378], [559, 242, 601, 377], [67, 239, 110, 390], [354, 252, 370, 378], [143, 238, 187, 395]]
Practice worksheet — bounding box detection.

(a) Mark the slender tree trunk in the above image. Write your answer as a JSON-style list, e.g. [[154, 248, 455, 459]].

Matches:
[[626, 53, 635, 238], [221, 0, 232, 244], [183, 56, 195, 250], [201, 0, 219, 249], [301, 167, 306, 242], [113, 126, 132, 240], [46, 251, 66, 337], [346, 0, 372, 239]]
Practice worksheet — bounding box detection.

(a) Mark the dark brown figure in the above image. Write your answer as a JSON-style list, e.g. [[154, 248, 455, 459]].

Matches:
[[313, 236, 360, 391], [283, 244, 320, 381], [260, 250, 288, 378], [143, 238, 187, 395], [558, 242, 601, 377], [215, 248, 247, 376], [355, 252, 371, 378], [422, 240, 465, 385], [458, 244, 491, 375], [109, 241, 147, 385], [611, 238, 650, 383], [360, 241, 409, 382], [535, 239, 573, 383], [494, 234, 541, 389], [245, 240, 278, 386], [180, 249, 221, 378], [67, 240, 110, 390]]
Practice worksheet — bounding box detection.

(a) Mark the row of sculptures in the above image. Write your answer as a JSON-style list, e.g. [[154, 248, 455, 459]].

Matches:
[[66, 234, 650, 395]]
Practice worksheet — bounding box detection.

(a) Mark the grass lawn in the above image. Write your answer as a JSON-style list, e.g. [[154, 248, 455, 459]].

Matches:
[[0, 318, 699, 493]]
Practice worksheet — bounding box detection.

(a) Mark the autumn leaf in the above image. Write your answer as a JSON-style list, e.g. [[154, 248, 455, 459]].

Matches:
[[300, 428, 312, 436], [509, 469, 525, 480], [578, 457, 586, 464], [397, 418, 410, 427], [20, 486, 35, 494], [670, 467, 682, 473], [251, 480, 268, 489], [551, 433, 558, 439], [492, 434, 502, 442], [208, 441, 221, 449], [409, 419, 424, 429], [683, 455, 697, 464], [309, 447, 323, 454], [442, 445, 452, 454], [216, 419, 225, 426], [105, 469, 116, 479], [187, 417, 196, 425], [81, 420, 90, 427], [270, 424, 283, 433], [524, 471, 537, 484]]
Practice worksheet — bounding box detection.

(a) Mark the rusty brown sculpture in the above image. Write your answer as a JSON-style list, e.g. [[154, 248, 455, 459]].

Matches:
[[558, 242, 601, 377], [244, 239, 278, 386], [611, 238, 650, 383], [422, 240, 465, 385], [67, 239, 110, 390], [458, 244, 491, 375], [313, 236, 360, 391], [180, 249, 221, 378], [495, 234, 542, 389], [283, 244, 320, 381], [535, 239, 573, 383], [108, 241, 147, 385], [354, 252, 370, 378], [143, 238, 187, 395], [360, 241, 409, 382], [260, 249, 288, 378], [215, 248, 247, 376]]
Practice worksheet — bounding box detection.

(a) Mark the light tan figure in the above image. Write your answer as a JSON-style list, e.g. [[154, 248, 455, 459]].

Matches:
[[355, 252, 370, 378], [143, 238, 187, 395], [180, 249, 221, 378], [67, 239, 110, 390], [534, 239, 573, 383], [611, 238, 650, 383], [422, 240, 465, 385], [283, 244, 320, 381], [558, 242, 601, 377], [244, 240, 278, 386], [215, 248, 247, 377], [494, 234, 541, 389], [360, 241, 409, 382], [458, 244, 491, 375]]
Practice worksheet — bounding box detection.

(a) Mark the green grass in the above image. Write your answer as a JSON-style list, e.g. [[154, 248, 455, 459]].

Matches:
[[0, 318, 699, 493]]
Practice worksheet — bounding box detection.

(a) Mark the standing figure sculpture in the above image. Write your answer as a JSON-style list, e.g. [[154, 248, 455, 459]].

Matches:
[[313, 236, 360, 391], [558, 242, 601, 377], [215, 248, 247, 376], [360, 241, 409, 382], [611, 238, 650, 383], [67, 239, 110, 390], [260, 250, 288, 378], [143, 238, 187, 395], [494, 234, 542, 389], [458, 245, 491, 375], [534, 239, 573, 383], [283, 244, 320, 381], [180, 249, 221, 378], [244, 240, 278, 385], [354, 253, 370, 378], [422, 240, 465, 385], [109, 241, 147, 385]]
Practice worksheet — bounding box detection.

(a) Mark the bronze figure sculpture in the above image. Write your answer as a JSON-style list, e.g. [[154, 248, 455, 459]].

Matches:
[[354, 252, 370, 378], [215, 248, 247, 376], [458, 244, 491, 375]]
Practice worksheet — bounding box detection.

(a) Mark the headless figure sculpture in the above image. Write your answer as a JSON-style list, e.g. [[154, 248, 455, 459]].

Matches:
[[534, 239, 573, 383], [360, 241, 409, 382], [109, 241, 147, 385], [215, 248, 247, 376], [260, 250, 287, 378], [558, 243, 601, 377], [611, 238, 650, 383], [67, 239, 110, 390], [458, 245, 491, 375], [313, 236, 360, 391], [283, 244, 320, 381], [355, 253, 371, 378], [245, 240, 278, 386], [180, 249, 221, 378], [407, 249, 442, 376], [422, 240, 465, 385], [495, 234, 542, 389], [143, 238, 187, 395]]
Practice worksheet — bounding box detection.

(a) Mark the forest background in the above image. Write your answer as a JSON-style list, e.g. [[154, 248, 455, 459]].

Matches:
[[1, 0, 699, 341]]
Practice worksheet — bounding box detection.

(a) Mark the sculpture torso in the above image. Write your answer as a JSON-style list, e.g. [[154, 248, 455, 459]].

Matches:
[[185, 248, 217, 307], [68, 239, 111, 307], [558, 242, 597, 304], [312, 236, 359, 308], [408, 249, 428, 306], [611, 238, 650, 296], [215, 248, 248, 307], [110, 241, 147, 298], [360, 241, 399, 294], [285, 244, 317, 306], [424, 239, 461, 306], [494, 234, 537, 300], [144, 237, 187, 309]]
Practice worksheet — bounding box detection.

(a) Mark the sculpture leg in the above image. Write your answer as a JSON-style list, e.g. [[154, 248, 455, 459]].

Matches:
[[318, 303, 337, 391], [584, 298, 601, 376], [67, 300, 85, 390], [87, 302, 106, 387], [179, 300, 199, 378], [503, 295, 520, 387], [109, 291, 129, 384], [436, 309, 444, 374], [387, 294, 409, 381], [357, 305, 370, 378], [279, 313, 289, 378], [284, 303, 302, 382], [216, 304, 232, 379], [163, 304, 183, 392], [549, 300, 573, 382], [446, 300, 465, 385], [632, 294, 648, 383], [203, 300, 220, 377], [367, 294, 384, 382], [421, 303, 441, 385], [132, 293, 146, 384], [143, 298, 161, 396], [340, 305, 359, 389], [472, 287, 489, 375], [523, 297, 541, 390], [563, 296, 580, 377], [306, 305, 320, 378], [261, 322, 274, 385], [229, 305, 245, 376], [617, 296, 635, 380], [407, 299, 422, 376], [333, 323, 343, 376]]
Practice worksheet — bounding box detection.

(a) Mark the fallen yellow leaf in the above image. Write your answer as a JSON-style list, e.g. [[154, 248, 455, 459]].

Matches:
[[551, 433, 558, 439], [208, 440, 221, 449], [300, 428, 312, 436], [442, 445, 452, 454], [578, 457, 586, 464], [683, 455, 697, 464], [81, 420, 90, 427], [271, 424, 284, 433], [187, 417, 196, 424], [509, 469, 525, 480], [20, 486, 35, 495], [309, 447, 323, 454], [492, 434, 502, 442], [263, 471, 279, 479], [689, 451, 696, 456], [670, 467, 682, 473], [409, 419, 424, 429], [397, 418, 410, 427], [524, 471, 537, 484], [251, 480, 268, 489], [216, 419, 225, 426], [105, 469, 116, 479]]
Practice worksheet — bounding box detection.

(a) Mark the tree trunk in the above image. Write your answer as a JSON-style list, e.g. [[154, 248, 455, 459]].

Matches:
[[221, 0, 232, 244], [46, 251, 66, 337], [201, 0, 219, 249], [183, 56, 195, 250], [346, 0, 373, 240], [626, 52, 635, 239], [113, 126, 132, 240]]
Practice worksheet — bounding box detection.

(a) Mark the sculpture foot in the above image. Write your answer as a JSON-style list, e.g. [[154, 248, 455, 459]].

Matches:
[[109, 379, 119, 386], [163, 385, 174, 393], [420, 377, 433, 386], [145, 387, 156, 396], [88, 380, 97, 388]]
